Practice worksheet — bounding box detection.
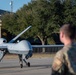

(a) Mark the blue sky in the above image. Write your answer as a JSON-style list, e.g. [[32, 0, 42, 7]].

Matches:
[[0, 0, 31, 12]]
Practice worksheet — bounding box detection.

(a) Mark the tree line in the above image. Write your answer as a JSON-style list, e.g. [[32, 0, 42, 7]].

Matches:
[[2, 0, 76, 45]]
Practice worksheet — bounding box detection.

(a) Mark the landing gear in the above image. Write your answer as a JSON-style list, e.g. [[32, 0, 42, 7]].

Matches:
[[20, 64, 23, 68], [27, 62, 30, 67], [18, 54, 30, 68], [23, 59, 30, 67]]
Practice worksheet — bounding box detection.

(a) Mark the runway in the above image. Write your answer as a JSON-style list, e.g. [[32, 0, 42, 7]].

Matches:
[[0, 57, 53, 75]]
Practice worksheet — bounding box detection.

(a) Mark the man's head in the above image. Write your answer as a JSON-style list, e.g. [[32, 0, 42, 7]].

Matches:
[[60, 23, 76, 44]]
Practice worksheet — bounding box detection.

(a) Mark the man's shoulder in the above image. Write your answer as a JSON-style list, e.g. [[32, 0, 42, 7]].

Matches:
[[55, 48, 64, 59], [56, 47, 65, 55], [55, 47, 68, 59]]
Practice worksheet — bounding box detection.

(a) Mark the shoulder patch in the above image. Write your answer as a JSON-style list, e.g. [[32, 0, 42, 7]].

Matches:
[[52, 58, 62, 71]]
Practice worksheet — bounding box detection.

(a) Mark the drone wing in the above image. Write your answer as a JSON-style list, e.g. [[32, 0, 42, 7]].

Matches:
[[9, 26, 31, 43]]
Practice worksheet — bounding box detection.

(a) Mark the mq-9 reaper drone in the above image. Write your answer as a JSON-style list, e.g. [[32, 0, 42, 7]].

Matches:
[[0, 26, 32, 68]]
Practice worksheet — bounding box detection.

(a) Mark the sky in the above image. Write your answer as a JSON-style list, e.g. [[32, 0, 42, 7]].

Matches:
[[0, 0, 31, 12]]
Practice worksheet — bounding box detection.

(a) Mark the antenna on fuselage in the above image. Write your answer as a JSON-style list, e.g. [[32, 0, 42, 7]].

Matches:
[[9, 26, 32, 43]]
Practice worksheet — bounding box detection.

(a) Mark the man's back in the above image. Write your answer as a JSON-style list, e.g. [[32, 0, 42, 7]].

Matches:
[[52, 43, 76, 75], [63, 43, 76, 74]]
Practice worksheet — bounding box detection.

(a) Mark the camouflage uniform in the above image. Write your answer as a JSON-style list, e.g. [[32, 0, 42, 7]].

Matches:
[[51, 43, 76, 75]]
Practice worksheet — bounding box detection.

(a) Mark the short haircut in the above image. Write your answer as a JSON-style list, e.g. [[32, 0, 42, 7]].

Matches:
[[60, 23, 76, 39]]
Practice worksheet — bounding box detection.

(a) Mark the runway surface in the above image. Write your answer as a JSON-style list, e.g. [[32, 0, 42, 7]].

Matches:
[[0, 57, 53, 75]]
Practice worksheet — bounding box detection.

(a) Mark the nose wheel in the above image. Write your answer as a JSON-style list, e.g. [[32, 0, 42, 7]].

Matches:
[[20, 64, 23, 68], [20, 62, 30, 68], [23, 59, 30, 67], [27, 62, 30, 67]]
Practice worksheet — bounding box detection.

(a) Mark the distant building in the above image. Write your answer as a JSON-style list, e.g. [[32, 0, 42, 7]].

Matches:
[[0, 9, 10, 15]]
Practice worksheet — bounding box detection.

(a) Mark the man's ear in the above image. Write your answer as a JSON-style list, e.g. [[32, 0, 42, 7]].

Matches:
[[60, 31, 63, 38], [61, 31, 64, 38], [62, 32, 64, 38]]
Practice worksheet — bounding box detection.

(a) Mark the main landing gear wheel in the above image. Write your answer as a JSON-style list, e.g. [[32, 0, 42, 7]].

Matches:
[[20, 64, 23, 68], [27, 62, 30, 67]]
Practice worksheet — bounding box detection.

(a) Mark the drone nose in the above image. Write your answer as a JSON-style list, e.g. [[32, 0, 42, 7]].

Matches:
[[26, 50, 32, 59]]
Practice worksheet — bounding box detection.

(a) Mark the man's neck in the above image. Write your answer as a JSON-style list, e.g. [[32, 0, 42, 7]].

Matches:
[[64, 39, 73, 46]]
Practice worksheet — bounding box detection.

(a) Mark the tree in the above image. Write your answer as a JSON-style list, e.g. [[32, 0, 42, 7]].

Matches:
[[15, 4, 34, 39], [63, 0, 76, 26], [2, 0, 64, 45], [4, 0, 76, 45], [28, 0, 63, 45], [2, 13, 18, 34], [31, 0, 51, 45]]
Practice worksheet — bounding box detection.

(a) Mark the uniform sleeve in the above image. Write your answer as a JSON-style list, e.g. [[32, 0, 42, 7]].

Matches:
[[52, 50, 64, 71]]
